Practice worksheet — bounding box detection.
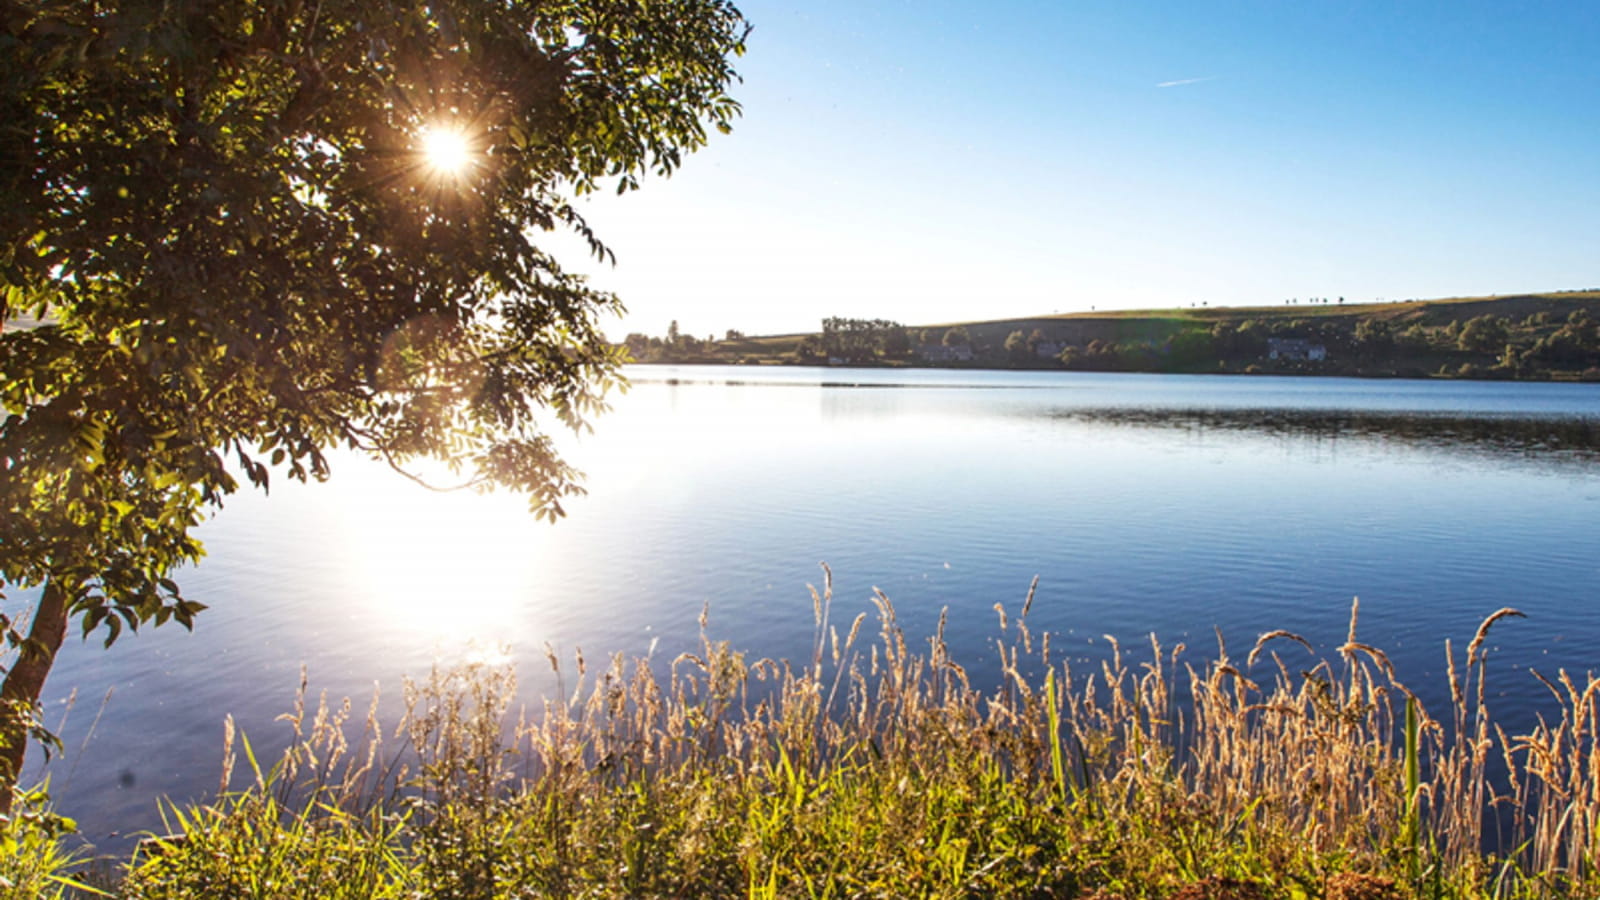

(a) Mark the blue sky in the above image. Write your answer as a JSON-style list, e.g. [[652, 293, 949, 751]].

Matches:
[[565, 0, 1600, 338]]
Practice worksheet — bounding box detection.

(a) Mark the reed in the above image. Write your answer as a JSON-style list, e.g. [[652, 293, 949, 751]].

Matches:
[[89, 577, 1600, 897]]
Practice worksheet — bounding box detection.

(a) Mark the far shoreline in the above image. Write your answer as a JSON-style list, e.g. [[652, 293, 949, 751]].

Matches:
[[620, 290, 1600, 384]]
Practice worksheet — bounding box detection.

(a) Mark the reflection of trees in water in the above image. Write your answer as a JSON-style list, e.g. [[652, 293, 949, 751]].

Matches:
[[1054, 407, 1600, 466], [637, 373, 1600, 464]]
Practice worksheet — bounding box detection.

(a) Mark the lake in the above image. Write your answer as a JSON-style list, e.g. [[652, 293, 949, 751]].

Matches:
[[21, 366, 1600, 852]]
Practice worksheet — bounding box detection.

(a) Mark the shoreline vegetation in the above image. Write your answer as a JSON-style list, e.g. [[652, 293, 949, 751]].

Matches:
[[623, 291, 1600, 382], [11, 577, 1600, 898]]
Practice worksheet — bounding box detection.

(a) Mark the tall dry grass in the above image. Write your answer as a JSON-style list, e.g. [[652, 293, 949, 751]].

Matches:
[[111, 572, 1600, 898]]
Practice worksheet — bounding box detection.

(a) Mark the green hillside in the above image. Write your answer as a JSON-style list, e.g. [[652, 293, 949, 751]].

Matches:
[[627, 291, 1600, 380]]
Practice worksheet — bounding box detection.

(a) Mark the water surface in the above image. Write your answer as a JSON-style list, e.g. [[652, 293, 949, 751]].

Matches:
[[21, 367, 1600, 850]]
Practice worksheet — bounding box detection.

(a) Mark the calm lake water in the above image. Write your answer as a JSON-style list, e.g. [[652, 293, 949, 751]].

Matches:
[[22, 366, 1600, 851]]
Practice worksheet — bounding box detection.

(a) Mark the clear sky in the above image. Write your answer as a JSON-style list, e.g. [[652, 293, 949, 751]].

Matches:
[[561, 0, 1600, 339]]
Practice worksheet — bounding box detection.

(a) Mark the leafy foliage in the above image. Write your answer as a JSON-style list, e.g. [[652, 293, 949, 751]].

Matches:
[[0, 786, 90, 899], [819, 316, 905, 363], [0, 0, 744, 669], [0, 0, 746, 803], [1457, 315, 1510, 353], [942, 325, 971, 347]]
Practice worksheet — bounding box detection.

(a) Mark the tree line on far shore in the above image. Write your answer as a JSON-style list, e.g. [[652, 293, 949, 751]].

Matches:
[[623, 301, 1600, 381]]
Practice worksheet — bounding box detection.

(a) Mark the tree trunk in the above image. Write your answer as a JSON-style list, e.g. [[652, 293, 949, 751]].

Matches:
[[0, 580, 70, 815]]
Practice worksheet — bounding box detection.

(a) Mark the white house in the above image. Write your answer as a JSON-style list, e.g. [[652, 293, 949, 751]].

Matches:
[[1266, 338, 1327, 361]]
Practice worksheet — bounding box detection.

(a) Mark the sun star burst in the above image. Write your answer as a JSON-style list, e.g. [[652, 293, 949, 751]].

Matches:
[[420, 126, 473, 178]]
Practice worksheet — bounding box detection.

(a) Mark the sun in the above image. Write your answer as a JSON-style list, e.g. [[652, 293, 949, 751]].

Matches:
[[420, 125, 474, 178]]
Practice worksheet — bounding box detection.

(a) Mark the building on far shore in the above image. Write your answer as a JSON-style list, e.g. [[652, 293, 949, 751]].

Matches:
[[1266, 337, 1327, 361]]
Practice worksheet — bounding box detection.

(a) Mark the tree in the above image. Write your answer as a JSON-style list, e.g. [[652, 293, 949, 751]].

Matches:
[[820, 317, 903, 363], [1354, 318, 1393, 356], [1209, 322, 1238, 356], [1396, 323, 1432, 352], [1524, 322, 1600, 371], [622, 333, 653, 362], [0, 0, 746, 805], [1164, 329, 1215, 369], [1074, 339, 1120, 370], [1003, 329, 1028, 363], [881, 328, 912, 358], [942, 326, 971, 347], [794, 335, 823, 362], [1458, 316, 1509, 354]]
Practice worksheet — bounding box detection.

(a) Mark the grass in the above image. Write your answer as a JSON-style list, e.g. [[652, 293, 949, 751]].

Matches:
[[0, 786, 98, 899], [708, 293, 1591, 365], [656, 289, 1600, 377], [972, 291, 1600, 324], [16, 574, 1600, 897]]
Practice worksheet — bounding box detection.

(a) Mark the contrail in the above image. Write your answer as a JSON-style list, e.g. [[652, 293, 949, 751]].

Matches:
[[1156, 76, 1218, 88]]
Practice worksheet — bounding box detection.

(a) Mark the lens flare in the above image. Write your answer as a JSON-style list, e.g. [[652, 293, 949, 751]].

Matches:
[[420, 126, 473, 177]]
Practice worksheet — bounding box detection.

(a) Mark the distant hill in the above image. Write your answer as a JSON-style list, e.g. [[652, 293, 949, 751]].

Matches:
[[627, 291, 1600, 381]]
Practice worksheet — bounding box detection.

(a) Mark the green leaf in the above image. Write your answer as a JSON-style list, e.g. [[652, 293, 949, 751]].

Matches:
[[0, 0, 744, 787]]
